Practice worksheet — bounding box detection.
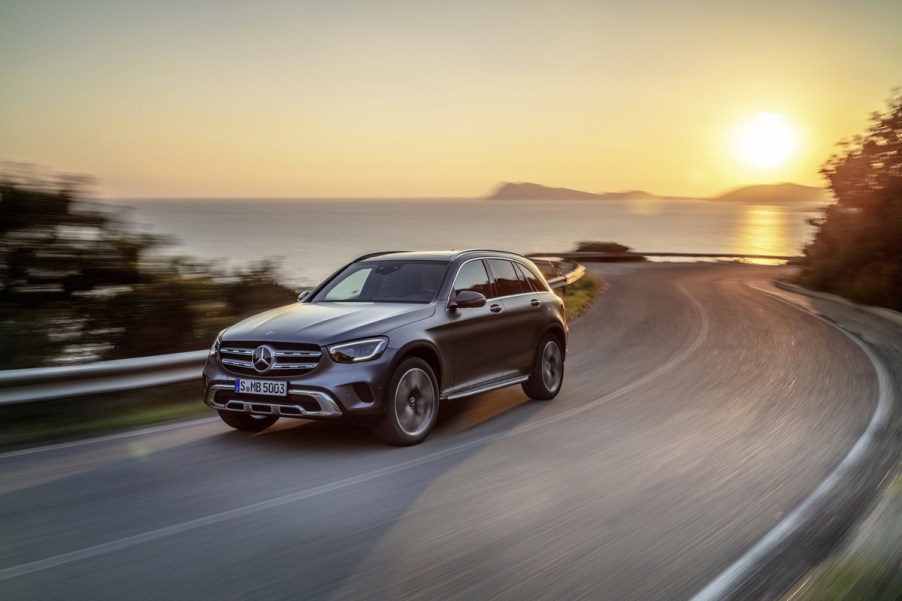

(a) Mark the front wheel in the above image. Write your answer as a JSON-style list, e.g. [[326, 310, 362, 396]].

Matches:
[[374, 358, 439, 446], [522, 334, 564, 400], [217, 410, 279, 432]]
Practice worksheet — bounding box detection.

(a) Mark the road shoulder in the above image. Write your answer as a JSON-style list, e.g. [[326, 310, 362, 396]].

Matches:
[[761, 280, 902, 601]]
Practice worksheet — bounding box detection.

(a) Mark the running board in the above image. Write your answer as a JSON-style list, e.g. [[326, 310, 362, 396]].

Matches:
[[444, 375, 529, 401]]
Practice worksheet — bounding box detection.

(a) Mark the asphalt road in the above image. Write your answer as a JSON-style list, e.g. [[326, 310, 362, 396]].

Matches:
[[0, 264, 885, 600]]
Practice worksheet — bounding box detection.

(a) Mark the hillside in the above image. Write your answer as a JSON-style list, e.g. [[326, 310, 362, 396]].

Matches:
[[710, 182, 829, 203], [486, 181, 828, 203], [487, 182, 662, 200], [486, 182, 605, 200]]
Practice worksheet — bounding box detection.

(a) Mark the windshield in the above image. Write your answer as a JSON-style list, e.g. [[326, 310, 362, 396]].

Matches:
[[313, 260, 448, 303]]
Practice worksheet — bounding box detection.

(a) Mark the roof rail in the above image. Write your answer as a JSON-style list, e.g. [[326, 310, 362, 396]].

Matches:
[[352, 249, 521, 262], [352, 250, 410, 262], [453, 248, 520, 256]]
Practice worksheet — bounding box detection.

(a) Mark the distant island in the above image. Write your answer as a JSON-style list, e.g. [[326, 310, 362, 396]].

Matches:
[[486, 182, 667, 201], [486, 181, 829, 204], [710, 182, 828, 203]]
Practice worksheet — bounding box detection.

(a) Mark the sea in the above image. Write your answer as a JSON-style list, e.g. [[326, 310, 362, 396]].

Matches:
[[105, 198, 824, 288]]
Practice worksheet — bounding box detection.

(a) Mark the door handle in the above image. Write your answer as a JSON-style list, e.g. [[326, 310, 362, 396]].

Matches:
[[490, 304, 502, 313], [530, 299, 541, 307]]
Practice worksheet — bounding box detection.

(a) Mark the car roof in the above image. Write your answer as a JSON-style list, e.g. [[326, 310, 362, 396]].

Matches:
[[355, 249, 525, 262]]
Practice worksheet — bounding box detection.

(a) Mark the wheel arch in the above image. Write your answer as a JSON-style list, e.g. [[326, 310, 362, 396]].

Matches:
[[541, 323, 568, 358], [390, 341, 445, 392]]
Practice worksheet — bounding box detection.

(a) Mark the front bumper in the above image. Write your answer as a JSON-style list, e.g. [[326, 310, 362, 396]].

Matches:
[[205, 384, 343, 418], [202, 345, 399, 420]]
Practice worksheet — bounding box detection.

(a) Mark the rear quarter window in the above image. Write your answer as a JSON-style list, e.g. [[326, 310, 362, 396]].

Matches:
[[487, 259, 529, 297], [515, 262, 548, 292]]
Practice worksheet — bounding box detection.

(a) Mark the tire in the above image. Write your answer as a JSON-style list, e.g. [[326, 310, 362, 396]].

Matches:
[[217, 410, 279, 432], [374, 358, 439, 446], [522, 334, 564, 400]]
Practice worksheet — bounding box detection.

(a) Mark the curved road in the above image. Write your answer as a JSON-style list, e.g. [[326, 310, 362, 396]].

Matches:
[[0, 264, 885, 600]]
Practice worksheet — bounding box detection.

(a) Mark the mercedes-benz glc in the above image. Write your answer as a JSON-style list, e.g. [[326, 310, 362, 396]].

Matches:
[[203, 250, 567, 445]]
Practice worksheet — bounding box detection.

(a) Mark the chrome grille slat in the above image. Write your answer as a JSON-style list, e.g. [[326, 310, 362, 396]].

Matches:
[[274, 350, 321, 358], [270, 363, 318, 370], [221, 358, 253, 368], [219, 341, 322, 376], [220, 347, 253, 356]]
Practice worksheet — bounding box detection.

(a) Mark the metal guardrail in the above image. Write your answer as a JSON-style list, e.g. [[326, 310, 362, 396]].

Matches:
[[0, 263, 587, 406], [0, 351, 208, 405], [545, 263, 587, 288]]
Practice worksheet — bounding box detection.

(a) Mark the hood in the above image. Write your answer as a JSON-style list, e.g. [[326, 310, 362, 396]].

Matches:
[[223, 302, 436, 346]]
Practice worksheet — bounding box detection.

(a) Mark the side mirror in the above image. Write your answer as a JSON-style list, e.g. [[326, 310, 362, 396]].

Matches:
[[449, 290, 486, 310], [297, 290, 310, 302]]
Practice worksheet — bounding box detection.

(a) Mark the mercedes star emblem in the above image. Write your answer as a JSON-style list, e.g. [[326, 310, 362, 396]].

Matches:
[[252, 345, 275, 373]]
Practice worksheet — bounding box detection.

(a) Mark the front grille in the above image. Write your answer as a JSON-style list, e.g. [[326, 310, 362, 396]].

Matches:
[[219, 341, 322, 377]]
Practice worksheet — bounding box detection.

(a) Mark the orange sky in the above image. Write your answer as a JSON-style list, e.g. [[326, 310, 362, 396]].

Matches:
[[1, 0, 901, 198]]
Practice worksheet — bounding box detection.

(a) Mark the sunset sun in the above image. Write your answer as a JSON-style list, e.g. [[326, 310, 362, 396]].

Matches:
[[736, 112, 798, 169]]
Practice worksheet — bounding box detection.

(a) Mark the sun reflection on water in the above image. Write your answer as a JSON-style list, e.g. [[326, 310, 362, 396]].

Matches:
[[734, 205, 792, 265]]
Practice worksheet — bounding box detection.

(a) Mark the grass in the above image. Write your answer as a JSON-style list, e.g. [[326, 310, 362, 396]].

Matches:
[[558, 273, 604, 318], [793, 556, 902, 600], [790, 471, 902, 601], [0, 381, 209, 450]]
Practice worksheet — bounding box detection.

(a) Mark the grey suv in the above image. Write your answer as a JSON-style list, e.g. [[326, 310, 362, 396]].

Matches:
[[203, 250, 567, 445]]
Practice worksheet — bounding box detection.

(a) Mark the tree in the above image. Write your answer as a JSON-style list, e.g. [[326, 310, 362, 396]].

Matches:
[[0, 167, 297, 368], [799, 91, 902, 310]]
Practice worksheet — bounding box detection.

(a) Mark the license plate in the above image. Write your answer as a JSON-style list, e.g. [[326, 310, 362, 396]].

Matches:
[[234, 379, 287, 397]]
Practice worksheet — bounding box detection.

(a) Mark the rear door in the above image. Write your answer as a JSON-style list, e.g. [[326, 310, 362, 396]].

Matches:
[[486, 259, 544, 374]]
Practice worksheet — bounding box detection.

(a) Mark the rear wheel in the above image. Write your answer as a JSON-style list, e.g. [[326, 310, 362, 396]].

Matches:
[[522, 334, 564, 400], [217, 410, 279, 432], [374, 358, 439, 446]]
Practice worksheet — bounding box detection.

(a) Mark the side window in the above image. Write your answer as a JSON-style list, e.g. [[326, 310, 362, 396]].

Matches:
[[453, 260, 491, 298], [488, 259, 527, 297], [515, 262, 548, 292], [513, 263, 531, 291], [323, 267, 371, 301]]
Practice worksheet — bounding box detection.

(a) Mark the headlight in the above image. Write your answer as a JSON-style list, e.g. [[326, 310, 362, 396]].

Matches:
[[328, 337, 388, 363], [209, 329, 226, 357]]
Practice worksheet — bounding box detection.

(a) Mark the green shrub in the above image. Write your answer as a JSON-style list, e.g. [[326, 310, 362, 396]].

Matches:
[[573, 241, 632, 253]]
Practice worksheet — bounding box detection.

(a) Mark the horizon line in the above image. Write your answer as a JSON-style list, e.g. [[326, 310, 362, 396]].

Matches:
[[97, 180, 827, 202]]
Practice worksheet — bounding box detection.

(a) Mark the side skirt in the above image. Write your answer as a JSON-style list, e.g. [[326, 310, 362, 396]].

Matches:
[[443, 374, 529, 401]]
